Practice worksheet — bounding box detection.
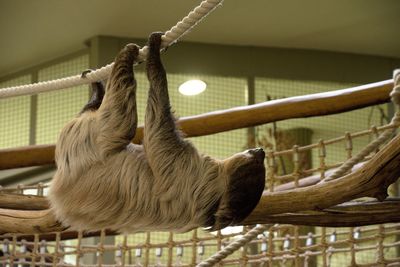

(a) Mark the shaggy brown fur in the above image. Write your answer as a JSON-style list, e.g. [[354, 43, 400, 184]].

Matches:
[[49, 33, 266, 233]]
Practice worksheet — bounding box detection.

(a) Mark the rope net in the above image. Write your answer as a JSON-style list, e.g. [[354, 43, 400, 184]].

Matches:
[[1, 117, 400, 266]]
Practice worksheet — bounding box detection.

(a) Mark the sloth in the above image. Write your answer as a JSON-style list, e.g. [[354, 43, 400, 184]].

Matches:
[[48, 33, 266, 233]]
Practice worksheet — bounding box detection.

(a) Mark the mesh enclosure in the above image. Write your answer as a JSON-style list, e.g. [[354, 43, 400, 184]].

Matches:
[[36, 55, 89, 144], [0, 75, 32, 148], [135, 72, 248, 159], [0, 53, 399, 266], [254, 78, 389, 169]]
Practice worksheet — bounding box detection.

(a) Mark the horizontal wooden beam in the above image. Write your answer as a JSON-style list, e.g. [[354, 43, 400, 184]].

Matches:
[[171, 79, 393, 139], [0, 144, 55, 170], [0, 79, 393, 170]]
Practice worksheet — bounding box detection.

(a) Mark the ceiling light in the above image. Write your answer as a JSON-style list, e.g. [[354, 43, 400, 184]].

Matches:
[[178, 79, 207, 96]]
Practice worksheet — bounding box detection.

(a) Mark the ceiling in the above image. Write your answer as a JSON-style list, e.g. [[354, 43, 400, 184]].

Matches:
[[1, 0, 399, 76]]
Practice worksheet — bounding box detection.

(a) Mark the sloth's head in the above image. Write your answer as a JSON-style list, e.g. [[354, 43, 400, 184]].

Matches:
[[212, 148, 266, 230]]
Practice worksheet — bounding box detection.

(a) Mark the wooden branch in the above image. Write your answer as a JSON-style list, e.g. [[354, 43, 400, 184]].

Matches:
[[169, 80, 392, 139], [274, 162, 365, 192], [0, 80, 393, 170], [0, 209, 65, 234], [0, 193, 49, 210], [0, 144, 55, 170], [242, 198, 400, 227], [246, 133, 400, 220]]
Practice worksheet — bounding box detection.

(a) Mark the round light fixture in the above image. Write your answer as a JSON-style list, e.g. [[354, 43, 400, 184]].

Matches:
[[178, 79, 207, 96]]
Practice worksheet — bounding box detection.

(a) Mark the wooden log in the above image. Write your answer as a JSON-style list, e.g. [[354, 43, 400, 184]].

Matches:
[[0, 193, 49, 210], [0, 80, 393, 170], [242, 198, 400, 227], [246, 133, 400, 220], [0, 144, 55, 170], [0, 209, 65, 234], [168, 80, 393, 139], [274, 162, 365, 191]]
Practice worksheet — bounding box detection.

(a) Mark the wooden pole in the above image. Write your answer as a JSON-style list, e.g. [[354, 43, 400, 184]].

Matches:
[[0, 144, 55, 170], [0, 80, 393, 170]]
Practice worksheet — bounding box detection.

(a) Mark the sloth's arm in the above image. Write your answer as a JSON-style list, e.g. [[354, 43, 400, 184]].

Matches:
[[144, 33, 197, 179], [96, 44, 140, 157]]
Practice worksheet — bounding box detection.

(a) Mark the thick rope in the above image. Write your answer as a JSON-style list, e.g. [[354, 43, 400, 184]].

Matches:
[[197, 224, 269, 267], [0, 0, 223, 99], [325, 69, 400, 181]]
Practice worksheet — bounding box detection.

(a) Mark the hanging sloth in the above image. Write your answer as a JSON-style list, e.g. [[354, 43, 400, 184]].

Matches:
[[49, 33, 266, 232]]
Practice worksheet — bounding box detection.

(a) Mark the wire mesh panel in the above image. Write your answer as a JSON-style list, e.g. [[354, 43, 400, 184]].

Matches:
[[169, 74, 247, 158], [134, 72, 248, 158], [36, 55, 89, 144], [0, 75, 32, 148], [254, 78, 389, 171], [1, 62, 400, 266], [253, 77, 398, 266]]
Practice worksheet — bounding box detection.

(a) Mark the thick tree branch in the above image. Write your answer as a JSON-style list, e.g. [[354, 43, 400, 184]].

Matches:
[[245, 133, 400, 220], [0, 209, 65, 234], [274, 162, 365, 191], [242, 198, 400, 227], [0, 193, 49, 210]]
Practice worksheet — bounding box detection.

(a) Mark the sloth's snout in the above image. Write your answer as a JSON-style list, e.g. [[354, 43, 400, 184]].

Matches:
[[249, 148, 265, 163]]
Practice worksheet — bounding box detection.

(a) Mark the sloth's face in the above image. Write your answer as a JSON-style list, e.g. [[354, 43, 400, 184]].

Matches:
[[226, 148, 265, 166], [223, 148, 266, 179], [219, 148, 266, 225]]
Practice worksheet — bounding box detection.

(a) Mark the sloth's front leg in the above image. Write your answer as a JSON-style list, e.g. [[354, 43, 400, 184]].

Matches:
[[143, 33, 199, 187], [96, 44, 140, 157]]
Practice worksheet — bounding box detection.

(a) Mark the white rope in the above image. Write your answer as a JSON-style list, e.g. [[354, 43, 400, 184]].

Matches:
[[197, 224, 269, 267], [0, 0, 224, 99]]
